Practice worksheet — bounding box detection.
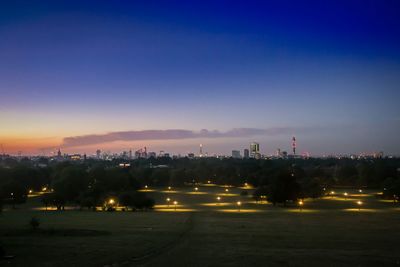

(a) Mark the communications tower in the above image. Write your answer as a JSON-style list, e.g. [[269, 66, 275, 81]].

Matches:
[[292, 136, 296, 156]]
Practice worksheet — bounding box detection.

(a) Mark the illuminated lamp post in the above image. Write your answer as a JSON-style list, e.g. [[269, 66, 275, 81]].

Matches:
[[357, 200, 362, 211], [237, 201, 241, 212], [216, 196, 221, 205], [298, 200, 304, 211]]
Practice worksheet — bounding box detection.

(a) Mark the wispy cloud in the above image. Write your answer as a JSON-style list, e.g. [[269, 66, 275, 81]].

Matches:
[[62, 127, 314, 147]]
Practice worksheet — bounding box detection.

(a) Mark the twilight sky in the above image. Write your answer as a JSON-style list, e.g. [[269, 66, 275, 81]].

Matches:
[[0, 0, 400, 156]]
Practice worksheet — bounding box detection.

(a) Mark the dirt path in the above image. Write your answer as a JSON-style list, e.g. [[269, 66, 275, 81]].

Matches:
[[106, 212, 196, 267], [137, 212, 199, 267]]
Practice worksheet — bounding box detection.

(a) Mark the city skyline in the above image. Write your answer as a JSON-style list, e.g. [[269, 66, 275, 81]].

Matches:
[[1, 1, 400, 155]]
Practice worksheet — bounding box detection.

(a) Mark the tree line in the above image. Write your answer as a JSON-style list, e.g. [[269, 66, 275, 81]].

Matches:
[[0, 156, 399, 210]]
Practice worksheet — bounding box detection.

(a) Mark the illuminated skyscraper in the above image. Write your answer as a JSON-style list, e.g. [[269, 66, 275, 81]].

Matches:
[[250, 142, 260, 158]]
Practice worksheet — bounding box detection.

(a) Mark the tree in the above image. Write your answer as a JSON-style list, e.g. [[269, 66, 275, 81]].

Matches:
[[118, 191, 154, 211], [0, 181, 27, 208], [267, 169, 300, 206], [52, 166, 89, 202], [383, 177, 400, 202], [253, 186, 268, 203], [299, 177, 324, 199]]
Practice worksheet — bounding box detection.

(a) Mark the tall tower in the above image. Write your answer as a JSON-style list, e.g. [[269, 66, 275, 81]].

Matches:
[[250, 142, 260, 158], [199, 144, 203, 157], [292, 136, 296, 156]]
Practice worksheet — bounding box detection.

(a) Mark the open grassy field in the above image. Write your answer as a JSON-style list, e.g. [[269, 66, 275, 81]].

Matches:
[[1, 185, 400, 266]]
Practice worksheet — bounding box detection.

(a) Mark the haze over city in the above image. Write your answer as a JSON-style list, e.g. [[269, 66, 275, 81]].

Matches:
[[1, 0, 399, 156]]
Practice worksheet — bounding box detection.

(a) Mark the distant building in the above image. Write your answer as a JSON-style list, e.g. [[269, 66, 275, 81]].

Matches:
[[69, 154, 81, 161], [243, 149, 250, 159], [96, 149, 101, 159], [56, 148, 63, 161], [148, 152, 157, 158], [187, 153, 195, 159], [232, 150, 241, 159], [250, 142, 260, 158]]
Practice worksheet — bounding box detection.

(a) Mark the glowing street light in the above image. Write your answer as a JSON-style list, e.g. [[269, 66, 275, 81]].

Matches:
[[173, 201, 178, 211], [225, 188, 229, 193], [357, 200, 362, 211], [29, 189, 33, 194], [298, 200, 304, 211], [144, 185, 148, 189], [166, 198, 171, 207], [237, 201, 241, 212], [194, 187, 199, 191], [168, 186, 172, 190], [108, 198, 115, 205], [216, 196, 221, 205], [207, 180, 211, 184], [330, 191, 335, 198], [244, 182, 248, 187], [344, 192, 348, 200], [359, 189, 363, 193], [42, 187, 47, 192]]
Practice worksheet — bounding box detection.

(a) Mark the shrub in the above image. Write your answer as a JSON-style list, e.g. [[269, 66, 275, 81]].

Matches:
[[29, 217, 40, 231]]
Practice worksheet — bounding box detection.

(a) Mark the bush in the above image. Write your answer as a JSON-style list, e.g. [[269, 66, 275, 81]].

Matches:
[[29, 217, 40, 230]]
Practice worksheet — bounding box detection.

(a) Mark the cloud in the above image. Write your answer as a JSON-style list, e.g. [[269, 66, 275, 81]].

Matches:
[[62, 127, 311, 147]]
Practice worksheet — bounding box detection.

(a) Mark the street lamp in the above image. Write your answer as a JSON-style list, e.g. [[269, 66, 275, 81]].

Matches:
[[216, 196, 221, 205], [225, 188, 229, 193], [173, 201, 178, 211], [144, 185, 148, 189], [194, 187, 199, 191], [166, 198, 171, 207], [108, 198, 115, 205], [237, 201, 241, 212], [168, 186, 171, 190], [330, 191, 335, 198], [357, 200, 362, 211], [298, 200, 304, 211], [344, 192, 348, 200], [359, 189, 363, 193]]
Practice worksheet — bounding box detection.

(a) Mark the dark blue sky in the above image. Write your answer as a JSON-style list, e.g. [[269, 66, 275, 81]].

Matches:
[[1, 0, 399, 155]]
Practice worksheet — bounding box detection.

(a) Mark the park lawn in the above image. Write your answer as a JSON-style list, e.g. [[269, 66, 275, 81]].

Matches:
[[144, 211, 400, 267], [0, 186, 399, 266], [0, 210, 190, 267]]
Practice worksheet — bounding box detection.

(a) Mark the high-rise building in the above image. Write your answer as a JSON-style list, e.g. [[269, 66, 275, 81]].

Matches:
[[199, 144, 203, 157], [96, 149, 101, 159], [243, 149, 249, 159], [232, 150, 241, 159], [292, 136, 296, 156], [250, 142, 260, 158]]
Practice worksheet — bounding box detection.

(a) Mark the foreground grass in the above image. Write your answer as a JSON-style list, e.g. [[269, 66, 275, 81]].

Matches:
[[0, 210, 189, 267], [1, 187, 399, 266]]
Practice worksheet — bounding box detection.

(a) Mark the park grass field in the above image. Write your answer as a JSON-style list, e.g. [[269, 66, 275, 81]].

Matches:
[[1, 185, 400, 266]]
